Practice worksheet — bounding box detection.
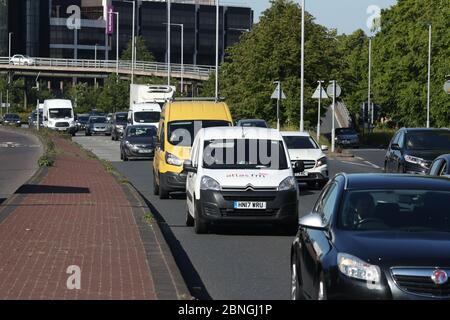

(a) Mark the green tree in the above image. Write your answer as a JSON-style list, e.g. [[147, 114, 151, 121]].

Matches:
[[97, 74, 130, 113], [121, 36, 155, 62]]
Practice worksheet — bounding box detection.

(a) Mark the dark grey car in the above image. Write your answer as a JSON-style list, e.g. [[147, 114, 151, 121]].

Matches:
[[110, 112, 128, 141], [120, 125, 157, 161]]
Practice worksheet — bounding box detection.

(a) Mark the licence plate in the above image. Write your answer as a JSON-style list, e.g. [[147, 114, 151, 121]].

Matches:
[[138, 149, 152, 154], [234, 201, 267, 210], [295, 172, 309, 177]]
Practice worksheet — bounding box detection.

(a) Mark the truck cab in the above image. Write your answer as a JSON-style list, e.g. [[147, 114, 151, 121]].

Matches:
[[128, 103, 162, 128]]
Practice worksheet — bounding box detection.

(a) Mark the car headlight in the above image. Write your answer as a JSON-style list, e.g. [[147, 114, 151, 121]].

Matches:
[[200, 176, 221, 191], [404, 155, 426, 167], [316, 157, 327, 167], [125, 141, 136, 148], [278, 176, 297, 191], [165, 152, 184, 166], [338, 253, 381, 283]]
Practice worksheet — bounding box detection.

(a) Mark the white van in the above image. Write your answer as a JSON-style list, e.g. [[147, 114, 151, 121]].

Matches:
[[42, 99, 76, 136], [183, 127, 303, 234], [128, 102, 161, 127]]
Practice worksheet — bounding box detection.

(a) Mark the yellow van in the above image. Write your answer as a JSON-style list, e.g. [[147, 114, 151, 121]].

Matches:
[[153, 101, 233, 199]]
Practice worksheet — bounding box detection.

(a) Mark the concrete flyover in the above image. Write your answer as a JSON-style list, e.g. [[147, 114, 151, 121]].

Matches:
[[0, 57, 214, 81]]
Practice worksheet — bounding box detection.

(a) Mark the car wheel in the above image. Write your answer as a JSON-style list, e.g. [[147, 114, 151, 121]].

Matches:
[[306, 181, 316, 189], [120, 151, 124, 160], [159, 175, 169, 199], [186, 206, 194, 227], [317, 181, 327, 190], [153, 172, 159, 196], [194, 200, 208, 234], [317, 273, 327, 300], [291, 257, 304, 300]]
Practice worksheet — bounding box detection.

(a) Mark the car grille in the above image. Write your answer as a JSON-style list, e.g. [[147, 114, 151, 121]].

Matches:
[[222, 191, 277, 202], [55, 122, 69, 128], [391, 268, 450, 298], [220, 209, 276, 217], [136, 144, 154, 149], [292, 160, 316, 170]]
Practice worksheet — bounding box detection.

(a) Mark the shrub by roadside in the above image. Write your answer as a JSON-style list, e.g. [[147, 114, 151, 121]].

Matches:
[[360, 129, 395, 148]]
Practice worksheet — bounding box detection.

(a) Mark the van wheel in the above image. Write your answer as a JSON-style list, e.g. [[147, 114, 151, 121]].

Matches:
[[153, 172, 159, 196], [194, 201, 208, 234], [186, 206, 194, 227], [159, 175, 169, 199]]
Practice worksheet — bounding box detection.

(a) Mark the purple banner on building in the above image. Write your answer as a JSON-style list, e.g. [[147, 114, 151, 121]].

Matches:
[[106, 5, 114, 35]]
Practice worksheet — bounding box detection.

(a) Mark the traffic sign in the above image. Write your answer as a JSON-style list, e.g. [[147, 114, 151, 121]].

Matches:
[[271, 85, 286, 100], [312, 85, 329, 99], [444, 80, 450, 95], [326, 83, 341, 98]]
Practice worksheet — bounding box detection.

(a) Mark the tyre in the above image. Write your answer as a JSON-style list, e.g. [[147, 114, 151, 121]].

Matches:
[[291, 256, 305, 300], [123, 152, 129, 162], [306, 181, 317, 189], [186, 207, 194, 227], [317, 180, 327, 190], [194, 201, 208, 234], [120, 151, 123, 160], [153, 172, 159, 196], [158, 175, 169, 199]]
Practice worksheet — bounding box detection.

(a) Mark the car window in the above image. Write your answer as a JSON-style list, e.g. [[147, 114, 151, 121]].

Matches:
[[315, 183, 339, 225], [283, 136, 318, 149], [405, 131, 450, 151], [398, 132, 405, 148]]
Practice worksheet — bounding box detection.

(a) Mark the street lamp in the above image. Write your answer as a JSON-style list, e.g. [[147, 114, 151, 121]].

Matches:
[[426, 23, 432, 128], [111, 11, 120, 78], [123, 0, 136, 84], [167, 0, 171, 86], [300, 0, 305, 132], [164, 23, 184, 94], [215, 0, 219, 101], [368, 36, 373, 132], [317, 80, 324, 141]]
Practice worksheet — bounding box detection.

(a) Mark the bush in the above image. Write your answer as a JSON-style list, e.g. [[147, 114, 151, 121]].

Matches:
[[361, 129, 395, 148]]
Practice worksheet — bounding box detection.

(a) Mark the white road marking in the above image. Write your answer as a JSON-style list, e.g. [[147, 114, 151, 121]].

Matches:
[[340, 160, 382, 170], [364, 161, 381, 169]]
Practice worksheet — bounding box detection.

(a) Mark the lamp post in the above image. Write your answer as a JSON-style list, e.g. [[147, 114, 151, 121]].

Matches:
[[123, 0, 136, 84], [111, 11, 120, 78], [167, 0, 171, 86], [426, 24, 432, 128], [215, 0, 219, 101], [8, 32, 13, 64], [164, 23, 184, 94], [368, 37, 372, 133], [300, 0, 305, 132], [317, 80, 324, 141]]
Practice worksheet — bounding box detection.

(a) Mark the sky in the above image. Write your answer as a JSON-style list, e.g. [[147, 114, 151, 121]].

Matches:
[[229, 0, 398, 35]]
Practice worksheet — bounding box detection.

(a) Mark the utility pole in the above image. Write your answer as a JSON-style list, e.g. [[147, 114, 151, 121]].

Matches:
[[368, 37, 372, 133], [300, 0, 305, 132], [215, 0, 220, 101], [167, 0, 171, 86], [331, 80, 336, 153], [426, 24, 432, 128], [317, 80, 324, 141], [8, 32, 12, 64], [94, 43, 97, 87]]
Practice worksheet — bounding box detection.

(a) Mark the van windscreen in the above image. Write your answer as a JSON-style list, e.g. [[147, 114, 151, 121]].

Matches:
[[49, 108, 72, 119], [202, 139, 289, 170], [168, 120, 231, 147], [134, 112, 160, 124]]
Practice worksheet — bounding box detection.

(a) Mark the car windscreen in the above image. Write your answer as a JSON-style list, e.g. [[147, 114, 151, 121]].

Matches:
[[336, 129, 357, 135], [5, 114, 19, 120], [202, 139, 289, 170], [78, 116, 89, 122], [90, 117, 107, 124], [339, 189, 450, 232], [49, 108, 72, 119], [168, 120, 232, 147], [283, 136, 318, 149], [134, 112, 160, 124], [405, 131, 450, 151], [115, 114, 128, 123], [126, 127, 157, 137]]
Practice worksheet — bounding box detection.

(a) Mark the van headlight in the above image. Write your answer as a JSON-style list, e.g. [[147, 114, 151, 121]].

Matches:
[[165, 152, 184, 166], [316, 157, 327, 167], [338, 253, 381, 283], [278, 176, 297, 191], [200, 176, 221, 191]]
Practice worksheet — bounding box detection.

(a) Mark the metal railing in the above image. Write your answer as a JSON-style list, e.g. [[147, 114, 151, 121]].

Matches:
[[0, 57, 215, 79]]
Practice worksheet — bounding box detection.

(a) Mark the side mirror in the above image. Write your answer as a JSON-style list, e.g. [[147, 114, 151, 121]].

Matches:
[[292, 161, 305, 174], [44, 116, 48, 121], [183, 160, 197, 173], [298, 213, 327, 230], [321, 145, 329, 151], [391, 143, 401, 151]]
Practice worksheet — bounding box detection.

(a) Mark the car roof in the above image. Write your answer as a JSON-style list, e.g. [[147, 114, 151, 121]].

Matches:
[[200, 127, 283, 141], [280, 131, 311, 137], [402, 128, 450, 133], [165, 101, 232, 122], [342, 174, 450, 191]]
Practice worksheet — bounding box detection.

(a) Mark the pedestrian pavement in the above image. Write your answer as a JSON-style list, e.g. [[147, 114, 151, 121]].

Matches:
[[0, 136, 189, 300]]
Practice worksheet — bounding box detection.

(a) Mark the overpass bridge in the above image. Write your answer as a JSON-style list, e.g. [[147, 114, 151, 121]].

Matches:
[[0, 57, 214, 81]]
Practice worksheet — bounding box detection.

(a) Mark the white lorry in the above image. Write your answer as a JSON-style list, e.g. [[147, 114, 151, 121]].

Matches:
[[128, 84, 176, 128], [42, 99, 76, 136]]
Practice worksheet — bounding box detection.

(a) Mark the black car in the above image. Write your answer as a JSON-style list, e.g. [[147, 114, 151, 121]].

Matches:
[[85, 116, 110, 136], [428, 154, 450, 178], [76, 114, 90, 131], [120, 125, 157, 161], [236, 119, 269, 128], [335, 127, 360, 148], [2, 113, 21, 127], [110, 112, 128, 141], [385, 128, 450, 174], [291, 173, 450, 300]]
